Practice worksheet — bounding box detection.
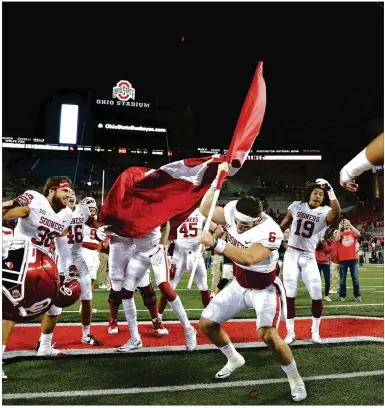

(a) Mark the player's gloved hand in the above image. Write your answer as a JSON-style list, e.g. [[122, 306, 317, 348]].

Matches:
[[149, 244, 167, 267], [316, 178, 336, 200], [96, 225, 111, 241]]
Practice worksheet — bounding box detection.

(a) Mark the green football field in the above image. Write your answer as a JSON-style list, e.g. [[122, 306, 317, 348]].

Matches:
[[2, 263, 384, 405]]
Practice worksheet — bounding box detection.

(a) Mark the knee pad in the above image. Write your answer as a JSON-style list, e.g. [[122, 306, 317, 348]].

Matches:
[[138, 283, 157, 306], [45, 304, 62, 316], [111, 280, 123, 292], [309, 281, 322, 300], [79, 274, 92, 301], [108, 289, 123, 305], [121, 288, 134, 300], [217, 278, 229, 290], [283, 278, 298, 298]]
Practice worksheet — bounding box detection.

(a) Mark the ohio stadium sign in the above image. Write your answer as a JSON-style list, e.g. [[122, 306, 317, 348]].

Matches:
[[95, 80, 151, 108]]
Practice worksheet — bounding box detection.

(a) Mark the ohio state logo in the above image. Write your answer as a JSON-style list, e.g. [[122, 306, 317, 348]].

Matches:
[[342, 235, 354, 247], [112, 80, 136, 101]]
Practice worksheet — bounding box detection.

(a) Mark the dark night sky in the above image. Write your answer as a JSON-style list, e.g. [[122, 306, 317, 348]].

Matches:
[[2, 2, 384, 162]]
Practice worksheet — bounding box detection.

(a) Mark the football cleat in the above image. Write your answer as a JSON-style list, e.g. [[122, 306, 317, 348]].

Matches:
[[338, 297, 345, 302], [311, 331, 322, 344], [290, 380, 307, 402], [118, 338, 143, 352], [184, 326, 197, 351], [36, 342, 67, 358], [329, 289, 337, 294], [284, 334, 296, 345], [152, 318, 169, 336], [98, 284, 108, 289], [355, 296, 362, 302], [215, 354, 245, 379], [81, 334, 101, 346], [108, 319, 119, 335], [2, 370, 8, 382]]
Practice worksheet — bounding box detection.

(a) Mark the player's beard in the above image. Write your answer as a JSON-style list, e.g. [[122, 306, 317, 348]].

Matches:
[[52, 192, 67, 211]]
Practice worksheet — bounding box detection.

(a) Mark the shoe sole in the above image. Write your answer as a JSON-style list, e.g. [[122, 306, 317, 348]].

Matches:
[[117, 346, 142, 352], [215, 358, 245, 379], [37, 353, 68, 358], [292, 392, 307, 402]]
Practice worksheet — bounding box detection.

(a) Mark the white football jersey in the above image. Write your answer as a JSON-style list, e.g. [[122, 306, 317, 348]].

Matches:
[[13, 191, 72, 254], [67, 204, 91, 255], [224, 201, 283, 273], [133, 227, 161, 251], [175, 208, 206, 251], [83, 219, 100, 250], [287, 200, 331, 252]]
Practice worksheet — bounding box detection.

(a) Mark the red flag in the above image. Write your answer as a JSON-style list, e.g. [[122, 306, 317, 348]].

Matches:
[[227, 61, 267, 169], [98, 156, 225, 239]]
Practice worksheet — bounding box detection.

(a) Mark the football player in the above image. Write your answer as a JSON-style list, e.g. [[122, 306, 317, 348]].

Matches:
[[42, 191, 103, 348], [157, 208, 218, 319], [80, 197, 101, 312], [340, 132, 384, 192], [2, 176, 77, 358], [280, 179, 341, 344], [107, 222, 197, 352], [197, 162, 307, 402]]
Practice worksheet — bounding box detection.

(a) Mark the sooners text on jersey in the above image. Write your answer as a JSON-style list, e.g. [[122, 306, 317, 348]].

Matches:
[[224, 201, 283, 273], [13, 191, 72, 254], [287, 201, 330, 252], [175, 208, 206, 252]]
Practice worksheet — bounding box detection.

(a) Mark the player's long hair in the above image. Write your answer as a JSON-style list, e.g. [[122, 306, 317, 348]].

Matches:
[[43, 176, 72, 196], [301, 182, 330, 207]]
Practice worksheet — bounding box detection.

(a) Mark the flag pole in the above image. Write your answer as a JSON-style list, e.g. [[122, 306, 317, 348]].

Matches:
[[187, 170, 228, 289], [101, 170, 105, 205]]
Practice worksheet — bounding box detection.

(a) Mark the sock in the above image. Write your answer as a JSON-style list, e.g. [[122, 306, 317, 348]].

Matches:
[[109, 303, 119, 321], [39, 333, 53, 349], [2, 345, 6, 353], [311, 316, 321, 333], [169, 295, 191, 331], [145, 303, 158, 321], [286, 318, 295, 336], [158, 313, 163, 321], [219, 342, 241, 363], [122, 298, 140, 340], [281, 359, 302, 385], [311, 299, 323, 318], [82, 325, 90, 338], [200, 290, 211, 308], [158, 293, 168, 315]]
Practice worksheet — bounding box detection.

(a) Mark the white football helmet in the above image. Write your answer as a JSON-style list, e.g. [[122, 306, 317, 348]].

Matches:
[[80, 197, 98, 211]]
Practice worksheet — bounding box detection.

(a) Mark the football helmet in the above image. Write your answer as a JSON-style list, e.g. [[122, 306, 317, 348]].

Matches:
[[53, 270, 81, 308], [80, 197, 98, 211], [2, 241, 60, 322]]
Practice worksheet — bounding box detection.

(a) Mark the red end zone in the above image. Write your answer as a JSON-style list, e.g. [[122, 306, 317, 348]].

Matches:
[[6, 317, 384, 352]]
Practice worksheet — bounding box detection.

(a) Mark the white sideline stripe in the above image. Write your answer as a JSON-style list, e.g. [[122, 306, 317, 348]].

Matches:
[[13, 315, 384, 327], [59, 303, 385, 313], [4, 337, 383, 359], [3, 370, 384, 400]]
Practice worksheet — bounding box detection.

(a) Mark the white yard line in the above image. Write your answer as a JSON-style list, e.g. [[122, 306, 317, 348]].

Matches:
[[3, 370, 384, 400], [14, 315, 384, 327]]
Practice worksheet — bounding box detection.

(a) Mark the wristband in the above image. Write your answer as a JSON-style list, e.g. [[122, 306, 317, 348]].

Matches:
[[344, 149, 375, 179], [214, 238, 226, 254], [328, 190, 336, 201]]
